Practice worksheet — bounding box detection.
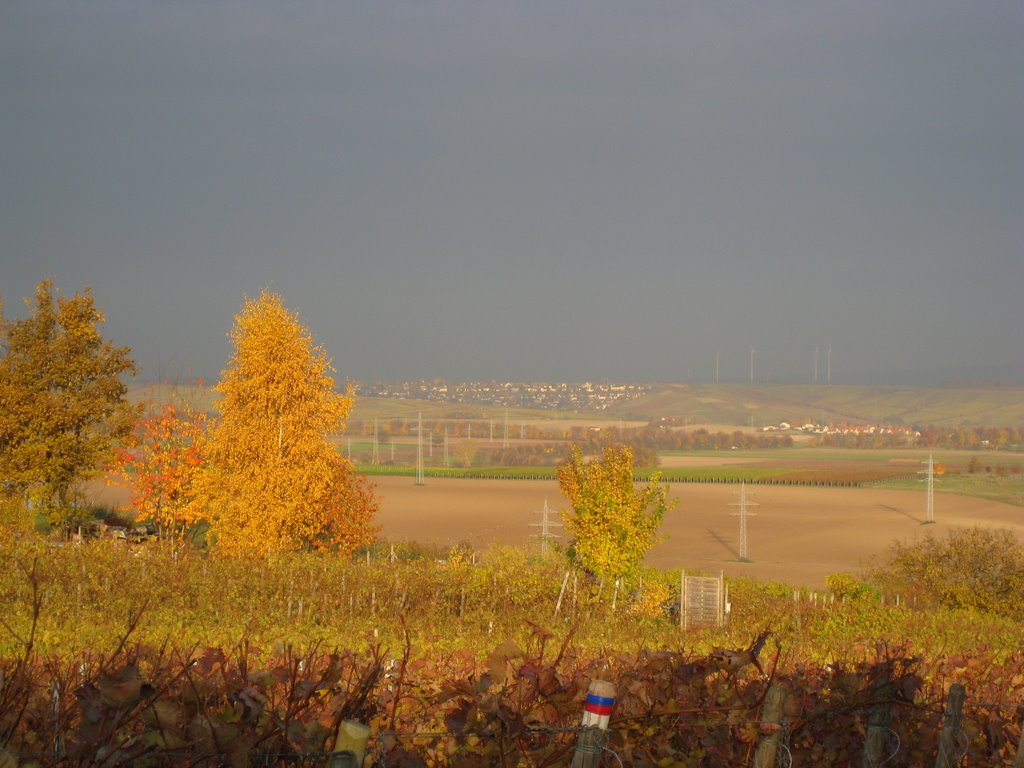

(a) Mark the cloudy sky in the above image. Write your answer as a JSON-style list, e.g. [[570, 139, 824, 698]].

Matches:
[[2, 1, 1021, 386]]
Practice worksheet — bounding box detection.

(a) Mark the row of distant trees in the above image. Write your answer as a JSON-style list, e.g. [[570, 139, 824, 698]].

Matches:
[[457, 428, 793, 468], [559, 427, 792, 461], [812, 425, 1024, 450], [0, 281, 376, 555]]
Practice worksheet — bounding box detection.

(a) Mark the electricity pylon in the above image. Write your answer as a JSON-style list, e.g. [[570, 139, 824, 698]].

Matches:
[[919, 453, 937, 524], [530, 499, 563, 557], [729, 482, 759, 561]]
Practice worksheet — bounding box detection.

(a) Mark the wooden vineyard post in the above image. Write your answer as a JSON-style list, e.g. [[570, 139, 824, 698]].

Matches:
[[860, 675, 894, 768], [571, 680, 615, 768], [754, 684, 788, 768], [1014, 706, 1024, 768], [935, 683, 965, 768], [330, 719, 371, 767], [679, 569, 686, 629], [554, 570, 570, 617]]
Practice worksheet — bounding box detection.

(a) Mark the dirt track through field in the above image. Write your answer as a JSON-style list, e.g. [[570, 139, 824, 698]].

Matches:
[[372, 476, 1024, 588]]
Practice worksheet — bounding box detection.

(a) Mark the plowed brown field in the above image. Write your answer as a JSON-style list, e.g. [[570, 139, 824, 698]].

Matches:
[[372, 476, 1024, 588], [87, 473, 1024, 590]]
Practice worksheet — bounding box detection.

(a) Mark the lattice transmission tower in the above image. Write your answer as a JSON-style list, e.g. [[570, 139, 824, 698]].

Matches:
[[371, 418, 379, 465], [530, 499, 563, 557], [729, 483, 759, 561], [919, 453, 937, 524], [415, 412, 424, 486]]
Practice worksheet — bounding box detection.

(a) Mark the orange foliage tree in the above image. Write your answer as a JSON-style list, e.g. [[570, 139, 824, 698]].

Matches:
[[108, 401, 208, 542], [196, 291, 377, 555]]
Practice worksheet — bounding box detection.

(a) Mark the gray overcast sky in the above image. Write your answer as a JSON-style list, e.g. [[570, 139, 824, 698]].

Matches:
[[2, 1, 1022, 386]]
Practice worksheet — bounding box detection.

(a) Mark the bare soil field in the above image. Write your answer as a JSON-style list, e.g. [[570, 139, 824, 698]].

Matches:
[[371, 476, 1024, 588], [88, 472, 1024, 589]]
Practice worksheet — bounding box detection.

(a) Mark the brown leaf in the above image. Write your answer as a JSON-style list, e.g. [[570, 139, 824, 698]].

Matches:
[[74, 682, 104, 724], [195, 647, 226, 675], [537, 667, 561, 698], [99, 664, 144, 709], [445, 702, 472, 734], [142, 700, 186, 733], [485, 639, 524, 684], [231, 686, 267, 725], [227, 731, 255, 768]]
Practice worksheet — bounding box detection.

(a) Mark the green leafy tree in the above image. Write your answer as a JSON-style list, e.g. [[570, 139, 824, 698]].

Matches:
[[0, 280, 138, 532], [195, 291, 377, 555], [556, 444, 670, 580], [870, 527, 1024, 619]]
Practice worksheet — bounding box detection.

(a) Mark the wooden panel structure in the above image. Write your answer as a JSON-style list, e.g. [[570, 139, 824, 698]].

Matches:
[[680, 571, 727, 628]]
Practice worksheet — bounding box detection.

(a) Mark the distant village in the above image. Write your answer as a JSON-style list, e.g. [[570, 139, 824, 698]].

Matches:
[[350, 381, 1019, 451], [761, 421, 922, 439], [353, 380, 651, 411]]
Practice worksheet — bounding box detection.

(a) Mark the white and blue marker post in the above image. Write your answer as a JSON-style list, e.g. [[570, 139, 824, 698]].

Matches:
[[571, 679, 616, 768]]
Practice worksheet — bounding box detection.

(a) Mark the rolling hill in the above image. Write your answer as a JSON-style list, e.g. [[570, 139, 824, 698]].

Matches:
[[603, 383, 1024, 428], [130, 381, 1024, 428]]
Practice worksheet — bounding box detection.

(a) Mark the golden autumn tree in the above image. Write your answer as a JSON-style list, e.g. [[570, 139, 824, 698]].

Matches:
[[197, 291, 377, 555], [0, 280, 139, 533], [557, 444, 669, 580], [108, 401, 209, 543]]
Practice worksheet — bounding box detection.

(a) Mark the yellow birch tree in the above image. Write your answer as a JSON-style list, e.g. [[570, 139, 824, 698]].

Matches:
[[557, 444, 669, 580], [197, 291, 377, 555]]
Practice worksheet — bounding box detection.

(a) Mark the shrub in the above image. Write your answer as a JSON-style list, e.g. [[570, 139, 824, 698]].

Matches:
[[825, 572, 878, 602], [870, 527, 1024, 620]]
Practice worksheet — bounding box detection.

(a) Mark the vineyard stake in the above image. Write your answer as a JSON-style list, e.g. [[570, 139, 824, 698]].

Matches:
[[860, 674, 894, 768], [571, 680, 615, 768], [680, 570, 685, 629], [1014, 705, 1024, 768], [754, 684, 788, 768], [934, 683, 965, 767], [554, 570, 570, 617], [330, 719, 371, 767]]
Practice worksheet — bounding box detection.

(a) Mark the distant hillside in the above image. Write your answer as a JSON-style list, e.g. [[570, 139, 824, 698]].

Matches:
[[131, 381, 1024, 428], [604, 383, 1024, 428]]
